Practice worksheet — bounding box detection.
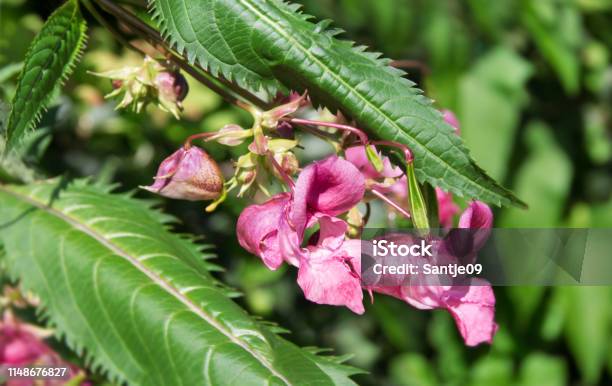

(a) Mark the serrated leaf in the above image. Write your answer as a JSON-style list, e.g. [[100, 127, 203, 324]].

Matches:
[[5, 0, 87, 151], [149, 0, 524, 207], [0, 179, 359, 385]]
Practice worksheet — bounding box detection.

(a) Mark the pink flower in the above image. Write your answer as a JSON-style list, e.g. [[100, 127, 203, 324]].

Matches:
[[142, 146, 224, 201], [155, 71, 189, 103], [0, 317, 51, 367], [370, 201, 497, 346], [344, 145, 409, 213], [459, 200, 493, 251], [237, 156, 367, 311], [0, 311, 85, 385], [436, 188, 459, 228], [237, 193, 290, 270], [298, 229, 364, 314]]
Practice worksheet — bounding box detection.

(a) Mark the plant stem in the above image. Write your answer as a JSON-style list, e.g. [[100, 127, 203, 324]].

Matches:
[[371, 188, 411, 219], [183, 132, 217, 148], [81, 0, 145, 56], [371, 140, 413, 163], [283, 117, 369, 146]]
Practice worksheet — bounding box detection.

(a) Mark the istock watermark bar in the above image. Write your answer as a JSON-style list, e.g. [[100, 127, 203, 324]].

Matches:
[[360, 228, 612, 286]]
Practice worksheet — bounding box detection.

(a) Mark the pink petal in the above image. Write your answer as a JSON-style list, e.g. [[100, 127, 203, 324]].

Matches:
[[442, 109, 461, 135], [444, 279, 498, 346], [436, 188, 460, 228], [459, 201, 493, 251], [144, 147, 185, 192], [236, 193, 291, 270], [345, 146, 403, 180], [293, 156, 365, 222], [314, 215, 348, 250], [142, 146, 224, 201], [459, 201, 493, 229], [277, 204, 305, 268], [297, 240, 364, 314]]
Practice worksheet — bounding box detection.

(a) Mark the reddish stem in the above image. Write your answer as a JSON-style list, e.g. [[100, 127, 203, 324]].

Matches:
[[371, 188, 411, 219], [183, 132, 216, 148], [371, 140, 414, 164], [283, 117, 369, 146]]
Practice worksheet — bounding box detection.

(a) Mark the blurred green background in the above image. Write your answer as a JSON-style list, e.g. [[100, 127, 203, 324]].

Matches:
[[1, 0, 612, 385]]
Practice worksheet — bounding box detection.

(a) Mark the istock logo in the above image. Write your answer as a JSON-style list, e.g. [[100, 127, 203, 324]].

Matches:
[[372, 239, 434, 257]]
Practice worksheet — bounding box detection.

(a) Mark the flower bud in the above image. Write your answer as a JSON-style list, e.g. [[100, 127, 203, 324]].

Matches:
[[155, 71, 189, 103], [111, 79, 123, 89], [207, 124, 253, 146], [90, 56, 189, 119], [260, 92, 306, 129], [141, 146, 224, 201]]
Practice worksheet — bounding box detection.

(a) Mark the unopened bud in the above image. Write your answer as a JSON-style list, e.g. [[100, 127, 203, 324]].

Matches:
[[141, 146, 224, 201], [155, 71, 189, 103], [111, 79, 123, 89], [207, 124, 253, 146]]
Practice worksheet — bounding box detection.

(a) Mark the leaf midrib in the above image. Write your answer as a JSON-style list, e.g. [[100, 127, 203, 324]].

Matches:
[[0, 184, 292, 386], [236, 0, 505, 203]]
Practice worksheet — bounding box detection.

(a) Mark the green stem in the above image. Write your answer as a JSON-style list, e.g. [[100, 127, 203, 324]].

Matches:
[[81, 0, 145, 56]]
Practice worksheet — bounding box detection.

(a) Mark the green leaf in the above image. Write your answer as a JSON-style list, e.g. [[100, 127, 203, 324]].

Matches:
[[459, 47, 533, 181], [518, 353, 567, 386], [389, 353, 438, 386], [469, 356, 513, 386], [562, 287, 611, 383], [150, 0, 524, 208], [0, 179, 359, 385], [4, 0, 87, 151], [500, 122, 573, 227], [390, 353, 440, 386], [520, 0, 582, 94]]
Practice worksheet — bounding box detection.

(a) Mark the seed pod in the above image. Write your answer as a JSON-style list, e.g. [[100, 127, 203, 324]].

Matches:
[[141, 146, 224, 201]]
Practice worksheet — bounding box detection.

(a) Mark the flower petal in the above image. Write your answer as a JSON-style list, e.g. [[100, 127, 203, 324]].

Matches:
[[294, 156, 365, 221], [459, 201, 493, 229], [442, 109, 461, 135], [444, 279, 498, 346], [459, 201, 493, 251], [436, 188, 460, 228], [345, 146, 403, 180], [297, 240, 364, 314], [315, 215, 348, 250], [237, 193, 291, 270], [142, 146, 224, 201]]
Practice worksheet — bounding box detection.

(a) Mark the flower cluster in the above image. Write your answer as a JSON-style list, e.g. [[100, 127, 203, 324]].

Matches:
[[141, 93, 497, 346], [0, 311, 88, 385], [91, 56, 189, 119]]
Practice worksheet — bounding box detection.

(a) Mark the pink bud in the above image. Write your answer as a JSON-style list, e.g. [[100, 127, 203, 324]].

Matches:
[[142, 146, 224, 201], [155, 71, 189, 102], [111, 79, 123, 89]]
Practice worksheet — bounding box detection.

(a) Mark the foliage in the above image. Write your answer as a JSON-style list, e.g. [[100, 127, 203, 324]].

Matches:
[[150, 0, 523, 207], [4, 0, 87, 150], [0, 0, 611, 385], [0, 178, 359, 385]]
